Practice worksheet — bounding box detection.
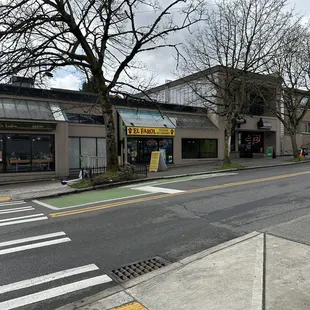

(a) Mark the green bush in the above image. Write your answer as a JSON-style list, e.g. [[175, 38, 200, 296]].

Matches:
[[92, 171, 120, 185], [117, 164, 135, 181]]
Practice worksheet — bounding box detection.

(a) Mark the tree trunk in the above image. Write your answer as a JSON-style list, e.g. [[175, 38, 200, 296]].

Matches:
[[290, 131, 299, 158], [104, 102, 119, 171], [223, 128, 231, 165], [94, 75, 119, 171]]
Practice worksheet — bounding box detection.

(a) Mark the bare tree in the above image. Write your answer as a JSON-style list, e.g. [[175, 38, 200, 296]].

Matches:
[[179, 0, 296, 164], [0, 0, 204, 170], [262, 23, 310, 158]]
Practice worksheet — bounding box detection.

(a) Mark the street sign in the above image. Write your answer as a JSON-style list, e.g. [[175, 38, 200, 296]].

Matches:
[[266, 146, 273, 158]]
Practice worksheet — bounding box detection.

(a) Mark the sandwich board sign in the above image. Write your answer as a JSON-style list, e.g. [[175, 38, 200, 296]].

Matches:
[[149, 151, 167, 172]]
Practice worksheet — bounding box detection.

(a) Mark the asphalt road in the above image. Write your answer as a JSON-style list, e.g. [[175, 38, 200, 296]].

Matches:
[[2, 163, 310, 309]]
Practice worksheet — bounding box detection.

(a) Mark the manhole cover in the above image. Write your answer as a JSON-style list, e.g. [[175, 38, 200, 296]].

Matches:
[[110, 256, 170, 283]]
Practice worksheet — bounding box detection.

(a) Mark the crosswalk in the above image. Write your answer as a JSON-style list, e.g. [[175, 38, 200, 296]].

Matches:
[[0, 200, 48, 227], [0, 230, 113, 309]]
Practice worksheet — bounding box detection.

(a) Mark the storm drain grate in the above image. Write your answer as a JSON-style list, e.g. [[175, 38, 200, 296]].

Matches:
[[110, 256, 170, 283]]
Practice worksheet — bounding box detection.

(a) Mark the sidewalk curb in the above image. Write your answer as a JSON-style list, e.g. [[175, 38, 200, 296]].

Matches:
[[56, 231, 262, 310], [17, 159, 310, 201]]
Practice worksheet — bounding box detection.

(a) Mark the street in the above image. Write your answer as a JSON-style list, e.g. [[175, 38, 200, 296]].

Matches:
[[1, 163, 310, 309]]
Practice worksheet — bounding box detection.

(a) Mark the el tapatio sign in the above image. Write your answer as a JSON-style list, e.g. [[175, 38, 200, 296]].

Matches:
[[127, 126, 175, 136]]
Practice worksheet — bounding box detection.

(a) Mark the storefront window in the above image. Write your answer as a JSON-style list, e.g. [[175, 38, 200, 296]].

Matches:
[[68, 137, 107, 168], [127, 138, 173, 164], [182, 139, 218, 159], [6, 134, 31, 172], [69, 138, 80, 169], [97, 138, 107, 166], [1, 134, 55, 173], [32, 135, 55, 171]]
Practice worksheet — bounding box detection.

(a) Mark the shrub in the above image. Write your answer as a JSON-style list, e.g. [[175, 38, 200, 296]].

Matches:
[[93, 171, 120, 185], [117, 164, 135, 180]]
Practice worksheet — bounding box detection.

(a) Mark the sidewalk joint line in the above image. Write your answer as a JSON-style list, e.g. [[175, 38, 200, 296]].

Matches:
[[262, 232, 266, 310]]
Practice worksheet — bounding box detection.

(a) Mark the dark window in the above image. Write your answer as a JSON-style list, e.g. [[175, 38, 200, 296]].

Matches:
[[2, 134, 55, 173], [249, 93, 265, 115], [182, 139, 218, 159], [66, 113, 104, 124], [31, 135, 55, 171]]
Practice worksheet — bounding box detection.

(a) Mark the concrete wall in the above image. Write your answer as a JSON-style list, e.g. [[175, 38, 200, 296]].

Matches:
[[55, 122, 69, 177], [68, 123, 106, 137]]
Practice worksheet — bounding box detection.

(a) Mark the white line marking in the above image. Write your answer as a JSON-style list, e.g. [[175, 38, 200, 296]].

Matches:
[[33, 192, 153, 210], [0, 237, 71, 255], [126, 172, 239, 188], [0, 232, 66, 248], [0, 217, 48, 227], [0, 264, 99, 294], [0, 213, 45, 223], [0, 207, 34, 215], [133, 186, 185, 194], [0, 275, 112, 310], [0, 201, 26, 207]]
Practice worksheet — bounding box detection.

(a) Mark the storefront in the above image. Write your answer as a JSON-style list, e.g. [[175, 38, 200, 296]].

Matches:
[[117, 108, 176, 164], [0, 123, 56, 173], [127, 131, 174, 164]]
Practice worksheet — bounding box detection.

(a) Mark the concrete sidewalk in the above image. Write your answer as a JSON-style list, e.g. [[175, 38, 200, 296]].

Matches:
[[57, 231, 310, 310], [0, 156, 308, 201]]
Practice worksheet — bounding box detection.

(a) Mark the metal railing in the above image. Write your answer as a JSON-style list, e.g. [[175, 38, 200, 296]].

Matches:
[[82, 163, 148, 179]]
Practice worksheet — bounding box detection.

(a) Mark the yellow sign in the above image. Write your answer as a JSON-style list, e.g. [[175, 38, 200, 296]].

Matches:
[[127, 127, 175, 136], [149, 151, 160, 172]]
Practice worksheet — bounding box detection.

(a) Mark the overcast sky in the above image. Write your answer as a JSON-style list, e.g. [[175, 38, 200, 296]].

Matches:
[[49, 0, 310, 92]]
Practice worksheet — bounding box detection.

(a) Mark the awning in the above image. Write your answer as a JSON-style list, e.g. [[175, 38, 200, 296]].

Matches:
[[117, 108, 175, 128], [166, 112, 217, 129], [0, 97, 66, 121]]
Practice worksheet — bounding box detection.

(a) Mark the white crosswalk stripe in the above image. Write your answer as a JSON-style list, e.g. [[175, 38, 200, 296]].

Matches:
[[0, 231, 66, 248], [0, 206, 34, 215], [0, 263, 112, 310], [0, 211, 48, 227], [0, 201, 26, 207], [0, 264, 99, 294], [0, 231, 71, 256]]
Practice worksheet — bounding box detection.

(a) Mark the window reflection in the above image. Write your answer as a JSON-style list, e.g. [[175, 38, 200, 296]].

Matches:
[[32, 135, 55, 171], [0, 134, 55, 173], [7, 134, 31, 172]]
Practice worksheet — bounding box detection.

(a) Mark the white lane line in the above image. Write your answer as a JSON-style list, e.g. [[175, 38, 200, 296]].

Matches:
[[0, 264, 99, 294], [0, 217, 48, 227], [0, 213, 45, 223], [0, 275, 112, 310], [0, 237, 71, 255], [0, 201, 26, 207], [133, 186, 185, 194], [125, 172, 239, 188], [0, 207, 34, 215], [0, 232, 66, 248]]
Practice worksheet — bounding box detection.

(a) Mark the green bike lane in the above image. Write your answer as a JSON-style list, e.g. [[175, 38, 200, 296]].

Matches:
[[33, 172, 238, 210]]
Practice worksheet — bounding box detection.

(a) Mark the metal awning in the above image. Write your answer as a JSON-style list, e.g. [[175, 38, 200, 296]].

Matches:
[[117, 108, 175, 128], [0, 97, 66, 121], [166, 112, 217, 129]]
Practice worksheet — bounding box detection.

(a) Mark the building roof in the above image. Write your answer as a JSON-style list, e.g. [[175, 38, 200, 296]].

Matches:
[[135, 65, 281, 96], [0, 84, 209, 114]]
